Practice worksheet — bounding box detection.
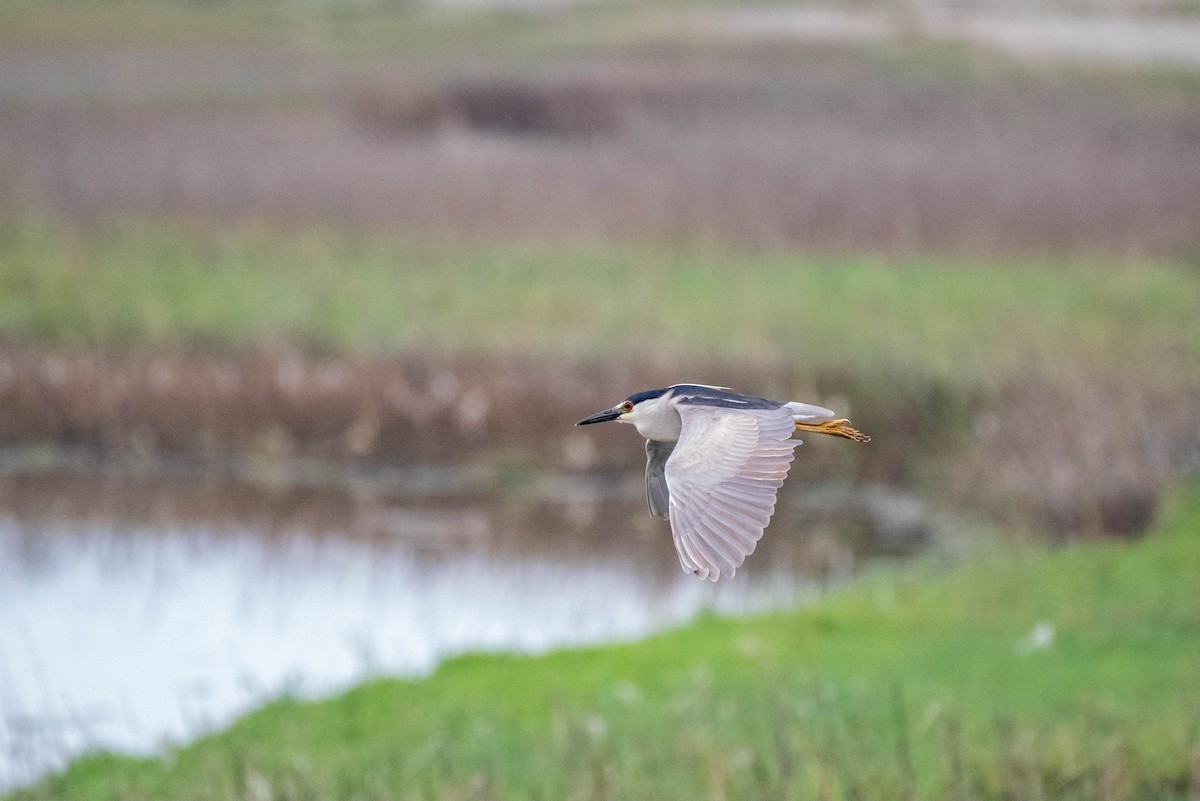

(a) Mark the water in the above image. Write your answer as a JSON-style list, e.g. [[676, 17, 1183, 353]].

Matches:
[[0, 466, 870, 790]]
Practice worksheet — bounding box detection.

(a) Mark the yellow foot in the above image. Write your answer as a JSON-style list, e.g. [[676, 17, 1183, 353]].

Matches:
[[795, 418, 871, 443]]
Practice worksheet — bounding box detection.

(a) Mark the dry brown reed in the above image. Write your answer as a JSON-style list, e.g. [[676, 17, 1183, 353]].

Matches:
[[0, 345, 1194, 540], [2, 49, 1198, 258]]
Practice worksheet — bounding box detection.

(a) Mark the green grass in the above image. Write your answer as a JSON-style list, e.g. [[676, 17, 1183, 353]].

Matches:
[[0, 0, 621, 61], [15, 484, 1200, 801], [3, 220, 1197, 390], [0, 0, 296, 48]]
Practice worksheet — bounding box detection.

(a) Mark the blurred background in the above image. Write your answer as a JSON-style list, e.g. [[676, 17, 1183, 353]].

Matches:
[[1, 0, 1198, 797]]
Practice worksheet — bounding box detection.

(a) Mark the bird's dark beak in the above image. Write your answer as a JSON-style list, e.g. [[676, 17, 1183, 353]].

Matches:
[[577, 407, 622, 426]]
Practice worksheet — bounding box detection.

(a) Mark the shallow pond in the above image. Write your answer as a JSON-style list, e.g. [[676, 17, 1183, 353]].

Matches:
[[0, 463, 918, 789]]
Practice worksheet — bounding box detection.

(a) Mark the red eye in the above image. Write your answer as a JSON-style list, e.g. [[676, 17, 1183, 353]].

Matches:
[[620, 401, 634, 413]]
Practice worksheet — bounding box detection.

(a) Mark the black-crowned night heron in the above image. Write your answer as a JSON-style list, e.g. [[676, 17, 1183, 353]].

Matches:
[[578, 384, 869, 581]]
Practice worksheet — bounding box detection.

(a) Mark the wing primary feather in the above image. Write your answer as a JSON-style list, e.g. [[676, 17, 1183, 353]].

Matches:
[[701, 518, 752, 564], [710, 496, 772, 527], [673, 515, 712, 578], [695, 520, 740, 570], [672, 530, 699, 573], [685, 528, 729, 579]]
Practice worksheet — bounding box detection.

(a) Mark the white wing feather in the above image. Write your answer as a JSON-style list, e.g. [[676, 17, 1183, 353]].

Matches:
[[664, 403, 798, 581]]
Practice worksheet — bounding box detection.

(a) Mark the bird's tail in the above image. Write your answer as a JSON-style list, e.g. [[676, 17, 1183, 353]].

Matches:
[[783, 401, 836, 422]]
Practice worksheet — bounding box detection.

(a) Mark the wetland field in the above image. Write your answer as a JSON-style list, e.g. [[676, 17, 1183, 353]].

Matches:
[[1, 1, 1199, 798]]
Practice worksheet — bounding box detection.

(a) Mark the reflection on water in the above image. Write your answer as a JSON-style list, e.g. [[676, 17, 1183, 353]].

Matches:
[[0, 466, 880, 790]]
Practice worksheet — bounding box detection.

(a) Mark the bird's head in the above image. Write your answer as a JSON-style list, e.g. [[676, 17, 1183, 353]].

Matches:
[[575, 397, 635, 426], [576, 388, 669, 427]]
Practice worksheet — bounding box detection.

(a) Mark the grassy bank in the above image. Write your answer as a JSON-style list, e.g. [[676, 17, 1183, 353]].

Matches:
[[15, 483, 1200, 800], [4, 220, 1197, 389]]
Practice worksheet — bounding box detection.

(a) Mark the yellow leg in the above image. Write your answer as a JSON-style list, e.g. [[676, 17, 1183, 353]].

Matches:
[[795, 419, 871, 443]]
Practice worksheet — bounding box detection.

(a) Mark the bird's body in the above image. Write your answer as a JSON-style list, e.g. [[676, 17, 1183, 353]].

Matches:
[[578, 384, 869, 581]]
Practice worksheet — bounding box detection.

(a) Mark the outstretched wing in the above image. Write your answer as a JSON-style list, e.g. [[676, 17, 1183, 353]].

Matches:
[[665, 403, 798, 581], [645, 439, 675, 520]]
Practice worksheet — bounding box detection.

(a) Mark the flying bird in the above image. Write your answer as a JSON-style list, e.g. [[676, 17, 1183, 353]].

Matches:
[[577, 384, 869, 581]]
